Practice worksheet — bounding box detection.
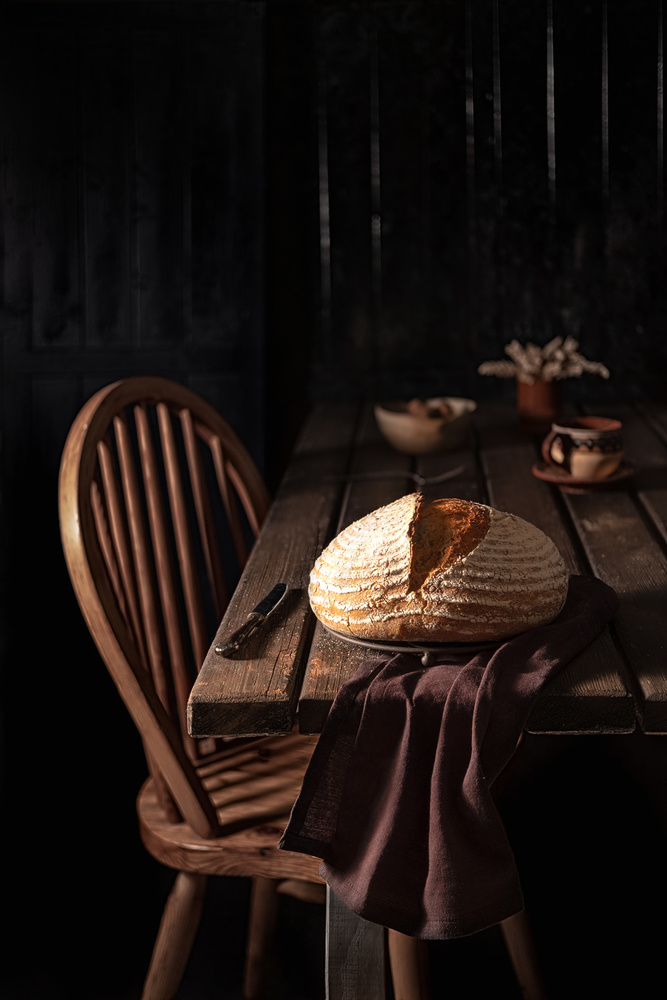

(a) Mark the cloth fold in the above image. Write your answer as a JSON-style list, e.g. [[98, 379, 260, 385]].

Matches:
[[279, 575, 618, 939]]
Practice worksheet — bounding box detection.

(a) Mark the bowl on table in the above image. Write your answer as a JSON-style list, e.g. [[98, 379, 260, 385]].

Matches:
[[374, 397, 477, 454]]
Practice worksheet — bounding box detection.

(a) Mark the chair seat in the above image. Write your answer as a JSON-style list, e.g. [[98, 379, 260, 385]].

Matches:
[[137, 730, 324, 885]]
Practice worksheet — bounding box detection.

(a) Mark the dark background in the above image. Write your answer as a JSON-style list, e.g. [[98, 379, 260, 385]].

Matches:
[[1, 1, 666, 997]]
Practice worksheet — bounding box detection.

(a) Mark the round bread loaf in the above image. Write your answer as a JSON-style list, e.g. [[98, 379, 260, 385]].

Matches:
[[308, 494, 568, 643]]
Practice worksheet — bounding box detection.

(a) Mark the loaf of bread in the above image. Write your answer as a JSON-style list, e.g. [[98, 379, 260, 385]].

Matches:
[[309, 494, 568, 643]]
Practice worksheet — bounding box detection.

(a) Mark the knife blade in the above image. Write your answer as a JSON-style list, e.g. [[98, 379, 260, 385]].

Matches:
[[215, 582, 288, 657]]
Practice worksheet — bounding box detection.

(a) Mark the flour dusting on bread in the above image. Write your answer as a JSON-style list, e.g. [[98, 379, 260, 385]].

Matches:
[[308, 494, 568, 642]]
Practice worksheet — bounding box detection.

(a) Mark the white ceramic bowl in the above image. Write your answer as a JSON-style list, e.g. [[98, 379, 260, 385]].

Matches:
[[374, 397, 477, 454]]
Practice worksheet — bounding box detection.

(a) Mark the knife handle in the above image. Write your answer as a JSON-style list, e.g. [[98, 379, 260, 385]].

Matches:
[[215, 612, 263, 657]]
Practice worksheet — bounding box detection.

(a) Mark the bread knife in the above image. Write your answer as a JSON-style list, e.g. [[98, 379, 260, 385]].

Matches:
[[215, 582, 287, 657]]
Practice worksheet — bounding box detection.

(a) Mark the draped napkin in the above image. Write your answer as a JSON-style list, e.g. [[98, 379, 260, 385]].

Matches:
[[279, 575, 618, 940]]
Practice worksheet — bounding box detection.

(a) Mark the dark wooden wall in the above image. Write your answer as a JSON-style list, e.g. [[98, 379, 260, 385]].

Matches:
[[1, 0, 666, 995], [292, 0, 667, 404], [0, 3, 268, 993]]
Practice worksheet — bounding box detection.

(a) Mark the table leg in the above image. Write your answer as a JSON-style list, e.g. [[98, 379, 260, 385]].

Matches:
[[325, 886, 387, 999]]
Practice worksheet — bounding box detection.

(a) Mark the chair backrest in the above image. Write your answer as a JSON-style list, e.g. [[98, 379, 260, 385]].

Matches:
[[59, 377, 270, 838]]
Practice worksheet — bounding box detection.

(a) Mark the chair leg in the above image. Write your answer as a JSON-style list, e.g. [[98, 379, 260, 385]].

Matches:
[[243, 877, 281, 1000], [500, 910, 547, 1000], [387, 929, 431, 1000], [141, 871, 208, 1000]]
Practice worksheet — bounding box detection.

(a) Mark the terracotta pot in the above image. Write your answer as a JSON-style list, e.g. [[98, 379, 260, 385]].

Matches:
[[516, 378, 562, 434]]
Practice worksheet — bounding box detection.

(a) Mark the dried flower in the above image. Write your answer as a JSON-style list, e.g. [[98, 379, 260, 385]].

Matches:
[[478, 337, 610, 385]]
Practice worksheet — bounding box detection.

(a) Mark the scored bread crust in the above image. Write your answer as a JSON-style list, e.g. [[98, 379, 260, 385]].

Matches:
[[308, 493, 568, 643]]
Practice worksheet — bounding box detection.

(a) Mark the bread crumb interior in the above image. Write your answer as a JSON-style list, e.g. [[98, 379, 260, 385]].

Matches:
[[408, 498, 491, 593]]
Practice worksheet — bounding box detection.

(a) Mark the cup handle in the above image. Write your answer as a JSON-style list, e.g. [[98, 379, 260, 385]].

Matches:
[[541, 429, 562, 467]]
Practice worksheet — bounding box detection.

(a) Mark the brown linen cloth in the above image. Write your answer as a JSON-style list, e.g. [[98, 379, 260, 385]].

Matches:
[[279, 574, 618, 939]]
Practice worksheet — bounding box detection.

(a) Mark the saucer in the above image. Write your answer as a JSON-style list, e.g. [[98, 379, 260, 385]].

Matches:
[[531, 460, 634, 493]]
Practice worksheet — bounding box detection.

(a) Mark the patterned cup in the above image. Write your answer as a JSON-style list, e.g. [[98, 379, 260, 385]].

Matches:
[[541, 416, 623, 480]]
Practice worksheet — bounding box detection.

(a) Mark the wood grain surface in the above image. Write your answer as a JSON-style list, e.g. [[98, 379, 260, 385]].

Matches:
[[188, 402, 360, 736], [189, 400, 667, 738]]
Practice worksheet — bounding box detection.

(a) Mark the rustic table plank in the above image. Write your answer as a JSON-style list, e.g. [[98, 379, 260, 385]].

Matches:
[[297, 405, 414, 732], [627, 400, 667, 547], [187, 401, 360, 737], [567, 402, 667, 733], [298, 403, 483, 732], [638, 399, 667, 448], [474, 403, 636, 734]]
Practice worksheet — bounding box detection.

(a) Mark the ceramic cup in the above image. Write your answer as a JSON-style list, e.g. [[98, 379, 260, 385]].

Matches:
[[541, 416, 624, 480]]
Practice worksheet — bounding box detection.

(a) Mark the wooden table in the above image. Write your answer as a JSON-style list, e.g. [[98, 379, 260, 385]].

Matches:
[[188, 398, 667, 996]]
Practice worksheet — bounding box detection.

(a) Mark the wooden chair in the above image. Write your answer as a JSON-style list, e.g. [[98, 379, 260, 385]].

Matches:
[[58, 376, 326, 1000], [58, 375, 543, 1000]]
